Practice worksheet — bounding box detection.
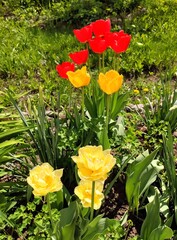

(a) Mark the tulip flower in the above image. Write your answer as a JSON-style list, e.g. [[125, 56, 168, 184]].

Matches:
[[98, 70, 123, 95], [74, 180, 104, 209], [66, 66, 90, 88], [73, 24, 93, 43], [89, 37, 108, 54], [27, 163, 63, 197], [69, 49, 89, 65], [72, 145, 116, 181], [56, 62, 75, 79], [109, 30, 131, 53], [91, 18, 111, 37]]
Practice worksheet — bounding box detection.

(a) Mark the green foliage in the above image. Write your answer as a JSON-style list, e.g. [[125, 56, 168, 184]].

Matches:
[[123, 0, 177, 75], [1, 0, 177, 86], [162, 126, 177, 225], [0, 0, 177, 238], [0, 196, 124, 239], [140, 191, 173, 240], [125, 149, 159, 213], [0, 18, 75, 93], [132, 80, 177, 150], [0, 196, 60, 239]]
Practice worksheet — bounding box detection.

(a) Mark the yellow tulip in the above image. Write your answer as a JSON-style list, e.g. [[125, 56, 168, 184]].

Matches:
[[74, 180, 104, 209], [98, 70, 123, 95], [66, 66, 90, 88], [27, 163, 63, 197], [72, 145, 116, 181]]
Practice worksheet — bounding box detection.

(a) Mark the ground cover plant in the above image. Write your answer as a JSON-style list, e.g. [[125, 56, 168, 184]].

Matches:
[[0, 0, 177, 239]]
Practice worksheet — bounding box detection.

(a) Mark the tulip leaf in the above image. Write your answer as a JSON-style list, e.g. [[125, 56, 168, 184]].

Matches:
[[59, 201, 79, 240], [140, 190, 173, 240], [97, 128, 110, 150], [126, 149, 158, 212], [73, 105, 81, 129], [148, 226, 173, 240], [84, 94, 97, 118], [82, 216, 122, 240], [110, 92, 129, 120], [97, 95, 105, 117], [140, 192, 161, 240]]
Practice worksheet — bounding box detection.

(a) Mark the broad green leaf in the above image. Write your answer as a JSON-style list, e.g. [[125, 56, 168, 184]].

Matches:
[[97, 128, 110, 150], [149, 226, 173, 240], [110, 92, 129, 120], [82, 217, 122, 240], [73, 105, 81, 129], [126, 149, 158, 211], [59, 201, 78, 240], [139, 166, 157, 197], [97, 94, 105, 116], [140, 192, 161, 240], [81, 215, 103, 240], [163, 126, 177, 224], [84, 94, 97, 118]]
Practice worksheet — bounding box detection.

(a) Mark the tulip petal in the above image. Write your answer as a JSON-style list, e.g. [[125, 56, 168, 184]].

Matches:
[[27, 163, 63, 197], [67, 66, 90, 88], [98, 70, 123, 95], [69, 49, 89, 65], [91, 19, 111, 37]]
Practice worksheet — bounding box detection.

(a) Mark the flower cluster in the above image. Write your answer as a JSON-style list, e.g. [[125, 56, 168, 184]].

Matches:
[[27, 18, 130, 211], [72, 145, 116, 209], [73, 18, 131, 54], [27, 146, 116, 210], [56, 18, 131, 94]]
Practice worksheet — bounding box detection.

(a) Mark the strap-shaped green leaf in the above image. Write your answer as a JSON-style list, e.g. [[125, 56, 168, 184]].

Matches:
[[126, 149, 158, 212]]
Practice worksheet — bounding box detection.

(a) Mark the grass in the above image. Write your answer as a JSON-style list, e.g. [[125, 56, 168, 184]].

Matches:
[[0, 0, 177, 95]]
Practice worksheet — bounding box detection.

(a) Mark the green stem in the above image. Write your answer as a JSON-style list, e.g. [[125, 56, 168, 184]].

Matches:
[[46, 193, 55, 230], [69, 83, 72, 111], [99, 54, 101, 72], [81, 87, 85, 122], [102, 52, 105, 71], [81, 87, 85, 145], [106, 94, 111, 134], [90, 181, 95, 221], [101, 94, 111, 150], [46, 193, 60, 239]]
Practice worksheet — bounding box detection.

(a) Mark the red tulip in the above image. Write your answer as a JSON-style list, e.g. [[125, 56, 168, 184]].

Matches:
[[109, 30, 131, 53], [91, 19, 111, 37], [69, 49, 89, 65], [73, 25, 93, 43], [104, 32, 117, 47], [56, 62, 75, 79], [89, 37, 108, 54]]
